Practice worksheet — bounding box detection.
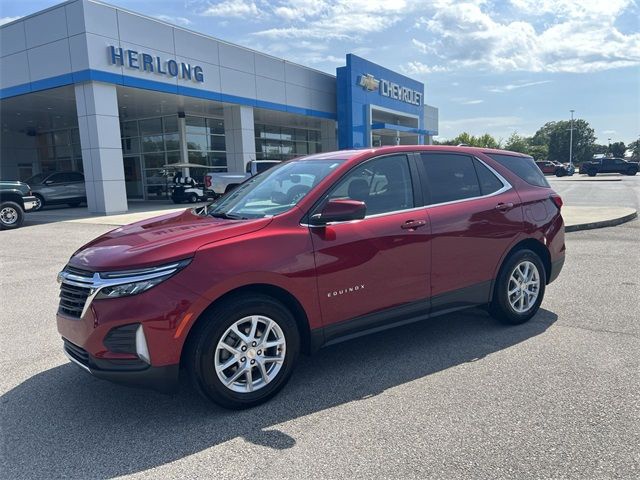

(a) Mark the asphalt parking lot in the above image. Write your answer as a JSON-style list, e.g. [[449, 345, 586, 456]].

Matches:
[[1, 178, 639, 479]]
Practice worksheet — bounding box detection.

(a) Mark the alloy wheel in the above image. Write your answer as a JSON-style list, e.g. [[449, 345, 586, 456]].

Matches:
[[507, 260, 540, 313], [214, 315, 286, 393]]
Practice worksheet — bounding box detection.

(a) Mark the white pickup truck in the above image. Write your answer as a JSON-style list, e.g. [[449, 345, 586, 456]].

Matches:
[[205, 160, 280, 197]]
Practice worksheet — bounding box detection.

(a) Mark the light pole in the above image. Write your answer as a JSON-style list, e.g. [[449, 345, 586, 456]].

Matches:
[[568, 109, 575, 168], [608, 137, 611, 156]]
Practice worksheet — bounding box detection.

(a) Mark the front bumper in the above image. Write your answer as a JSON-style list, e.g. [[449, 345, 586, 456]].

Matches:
[[63, 337, 179, 393], [22, 195, 37, 211]]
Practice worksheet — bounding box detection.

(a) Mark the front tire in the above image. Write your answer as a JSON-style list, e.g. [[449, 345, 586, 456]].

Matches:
[[186, 294, 300, 409], [0, 201, 24, 229], [490, 249, 546, 325], [33, 194, 44, 211]]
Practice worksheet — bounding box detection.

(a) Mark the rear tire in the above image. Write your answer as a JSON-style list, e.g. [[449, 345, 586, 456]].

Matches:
[[587, 170, 597, 177], [0, 201, 25, 229], [627, 169, 637, 176], [189, 193, 198, 203], [489, 249, 546, 325], [186, 294, 300, 409]]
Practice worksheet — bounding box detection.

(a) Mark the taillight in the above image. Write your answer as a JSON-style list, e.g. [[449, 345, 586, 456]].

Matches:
[[204, 175, 212, 188], [550, 193, 563, 211]]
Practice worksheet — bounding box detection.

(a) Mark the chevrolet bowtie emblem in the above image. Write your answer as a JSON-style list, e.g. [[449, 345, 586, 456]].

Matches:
[[358, 74, 379, 92]]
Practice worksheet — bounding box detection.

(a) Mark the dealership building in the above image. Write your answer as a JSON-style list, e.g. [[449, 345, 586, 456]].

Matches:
[[0, 0, 439, 213]]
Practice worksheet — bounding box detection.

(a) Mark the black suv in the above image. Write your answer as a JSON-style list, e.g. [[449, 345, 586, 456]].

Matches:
[[581, 158, 639, 176], [0, 181, 38, 229]]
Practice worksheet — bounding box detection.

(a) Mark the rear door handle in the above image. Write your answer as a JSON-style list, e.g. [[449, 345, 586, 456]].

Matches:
[[401, 220, 427, 230], [495, 202, 514, 211]]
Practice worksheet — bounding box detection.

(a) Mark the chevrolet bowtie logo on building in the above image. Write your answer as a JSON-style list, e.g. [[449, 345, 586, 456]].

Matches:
[[358, 74, 380, 92]]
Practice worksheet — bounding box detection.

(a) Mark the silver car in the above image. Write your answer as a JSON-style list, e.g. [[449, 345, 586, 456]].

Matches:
[[26, 171, 86, 211]]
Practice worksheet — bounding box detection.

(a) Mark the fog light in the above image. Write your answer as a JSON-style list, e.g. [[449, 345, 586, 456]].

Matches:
[[135, 324, 150, 364]]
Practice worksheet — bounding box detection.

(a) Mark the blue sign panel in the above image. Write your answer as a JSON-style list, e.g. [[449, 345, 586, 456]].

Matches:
[[336, 54, 425, 149]]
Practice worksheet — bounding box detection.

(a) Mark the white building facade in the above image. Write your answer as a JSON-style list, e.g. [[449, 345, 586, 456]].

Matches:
[[0, 0, 438, 213]]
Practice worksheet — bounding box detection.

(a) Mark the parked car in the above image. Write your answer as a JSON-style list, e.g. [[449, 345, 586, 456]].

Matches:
[[581, 157, 639, 177], [205, 160, 281, 197], [0, 180, 38, 229], [56, 146, 565, 409], [535, 160, 571, 177], [26, 171, 86, 211]]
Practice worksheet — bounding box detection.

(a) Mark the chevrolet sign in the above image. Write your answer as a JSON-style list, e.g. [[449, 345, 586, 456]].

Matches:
[[357, 73, 422, 106]]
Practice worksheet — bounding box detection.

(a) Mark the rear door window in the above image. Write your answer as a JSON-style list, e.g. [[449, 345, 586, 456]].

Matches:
[[473, 158, 504, 195], [419, 153, 481, 204], [486, 153, 550, 187]]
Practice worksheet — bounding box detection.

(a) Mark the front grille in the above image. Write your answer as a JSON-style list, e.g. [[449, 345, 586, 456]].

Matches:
[[64, 266, 93, 278], [58, 282, 91, 318], [63, 338, 89, 366]]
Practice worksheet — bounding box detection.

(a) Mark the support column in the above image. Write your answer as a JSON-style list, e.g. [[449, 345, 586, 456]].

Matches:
[[223, 105, 255, 173], [320, 120, 337, 152], [75, 82, 127, 213]]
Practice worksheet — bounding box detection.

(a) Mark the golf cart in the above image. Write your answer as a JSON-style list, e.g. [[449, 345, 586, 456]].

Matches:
[[162, 163, 215, 204]]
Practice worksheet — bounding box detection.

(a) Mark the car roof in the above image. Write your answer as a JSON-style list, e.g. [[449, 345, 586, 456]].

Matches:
[[300, 145, 530, 163]]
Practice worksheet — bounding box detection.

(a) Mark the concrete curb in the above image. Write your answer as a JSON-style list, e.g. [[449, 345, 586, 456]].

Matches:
[[566, 210, 638, 232]]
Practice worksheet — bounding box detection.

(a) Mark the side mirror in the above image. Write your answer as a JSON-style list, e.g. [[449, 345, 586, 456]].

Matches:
[[309, 199, 366, 226]]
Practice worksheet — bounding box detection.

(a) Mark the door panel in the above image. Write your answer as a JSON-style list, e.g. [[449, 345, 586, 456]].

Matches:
[[311, 210, 431, 327], [417, 152, 523, 306], [310, 153, 431, 330], [428, 190, 523, 299]]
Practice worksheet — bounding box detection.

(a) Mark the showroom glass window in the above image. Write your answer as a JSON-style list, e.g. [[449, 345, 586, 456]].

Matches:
[[255, 124, 322, 161], [33, 127, 82, 176]]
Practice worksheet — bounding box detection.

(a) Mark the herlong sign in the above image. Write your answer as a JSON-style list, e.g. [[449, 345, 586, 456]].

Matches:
[[108, 46, 204, 83]]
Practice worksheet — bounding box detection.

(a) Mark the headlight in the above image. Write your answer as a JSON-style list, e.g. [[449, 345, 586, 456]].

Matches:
[[94, 259, 191, 299]]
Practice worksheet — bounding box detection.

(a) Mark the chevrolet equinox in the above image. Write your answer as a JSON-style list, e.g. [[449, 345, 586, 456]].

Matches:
[[57, 146, 565, 409]]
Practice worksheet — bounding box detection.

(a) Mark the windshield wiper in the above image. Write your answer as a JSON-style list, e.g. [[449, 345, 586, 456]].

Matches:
[[209, 212, 247, 220]]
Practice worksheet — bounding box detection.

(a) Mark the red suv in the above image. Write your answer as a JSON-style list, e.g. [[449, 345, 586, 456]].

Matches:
[[57, 146, 565, 408]]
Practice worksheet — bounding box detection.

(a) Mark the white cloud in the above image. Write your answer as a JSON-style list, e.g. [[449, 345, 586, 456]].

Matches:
[[0, 16, 21, 26], [155, 14, 192, 26], [461, 99, 484, 104], [439, 115, 523, 138], [202, 0, 261, 18], [255, 0, 411, 40], [402, 61, 449, 75], [411, 0, 640, 73], [488, 80, 553, 93]]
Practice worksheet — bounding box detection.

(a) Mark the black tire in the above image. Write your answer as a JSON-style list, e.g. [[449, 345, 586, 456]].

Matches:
[[186, 294, 300, 409], [627, 169, 637, 176], [587, 170, 597, 177], [33, 194, 45, 211], [188, 193, 198, 203], [555, 169, 565, 177], [489, 249, 546, 325], [0, 201, 25, 230]]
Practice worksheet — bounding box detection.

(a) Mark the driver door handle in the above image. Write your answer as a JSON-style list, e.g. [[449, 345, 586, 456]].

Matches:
[[401, 220, 427, 230]]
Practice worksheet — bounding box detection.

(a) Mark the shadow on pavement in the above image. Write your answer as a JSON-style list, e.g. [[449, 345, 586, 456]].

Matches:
[[1, 307, 557, 479]]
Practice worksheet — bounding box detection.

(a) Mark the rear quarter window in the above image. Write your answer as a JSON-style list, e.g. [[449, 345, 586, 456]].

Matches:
[[486, 153, 550, 188]]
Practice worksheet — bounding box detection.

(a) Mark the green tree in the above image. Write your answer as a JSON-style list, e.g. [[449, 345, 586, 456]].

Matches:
[[628, 140, 640, 159], [527, 144, 549, 161], [609, 141, 626, 157], [532, 119, 596, 163], [504, 132, 530, 154], [592, 144, 608, 156]]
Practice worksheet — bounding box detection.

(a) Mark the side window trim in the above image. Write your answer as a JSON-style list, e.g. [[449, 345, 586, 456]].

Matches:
[[417, 152, 512, 208]]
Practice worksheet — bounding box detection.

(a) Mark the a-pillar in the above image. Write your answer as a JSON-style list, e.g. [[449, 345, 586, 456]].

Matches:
[[223, 105, 255, 173], [74, 82, 127, 214]]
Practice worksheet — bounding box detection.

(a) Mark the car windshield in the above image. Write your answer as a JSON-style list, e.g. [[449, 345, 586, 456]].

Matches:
[[25, 173, 47, 184], [208, 159, 345, 219]]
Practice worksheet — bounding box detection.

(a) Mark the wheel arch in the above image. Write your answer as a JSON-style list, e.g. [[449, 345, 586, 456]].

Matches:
[[180, 283, 313, 368], [490, 238, 552, 299]]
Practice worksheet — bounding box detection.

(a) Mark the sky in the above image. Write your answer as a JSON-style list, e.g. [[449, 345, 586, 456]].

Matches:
[[1, 0, 639, 144]]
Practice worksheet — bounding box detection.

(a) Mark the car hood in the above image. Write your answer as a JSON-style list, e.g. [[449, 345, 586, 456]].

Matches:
[[69, 208, 272, 271]]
